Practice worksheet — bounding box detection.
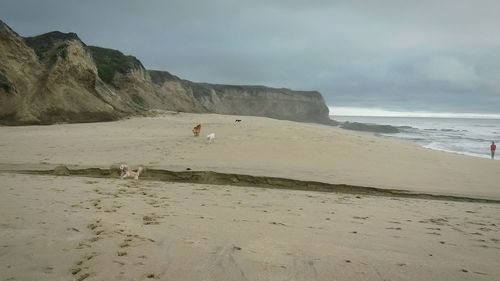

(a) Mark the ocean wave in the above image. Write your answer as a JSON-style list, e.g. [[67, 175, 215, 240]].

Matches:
[[423, 143, 492, 159], [440, 128, 468, 132], [334, 116, 499, 159]]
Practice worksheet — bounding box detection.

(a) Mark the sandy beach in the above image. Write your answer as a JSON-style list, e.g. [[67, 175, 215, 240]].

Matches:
[[1, 113, 500, 280], [1, 112, 499, 199]]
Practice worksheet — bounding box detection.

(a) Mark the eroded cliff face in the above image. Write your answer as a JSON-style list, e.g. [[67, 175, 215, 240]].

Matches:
[[0, 20, 43, 123], [148, 70, 331, 123], [1, 24, 124, 124], [0, 20, 332, 125]]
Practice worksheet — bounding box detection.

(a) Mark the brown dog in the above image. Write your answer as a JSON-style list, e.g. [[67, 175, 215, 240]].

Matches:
[[192, 124, 201, 136]]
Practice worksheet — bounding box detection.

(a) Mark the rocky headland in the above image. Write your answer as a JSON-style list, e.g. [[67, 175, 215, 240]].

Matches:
[[0, 19, 331, 125]]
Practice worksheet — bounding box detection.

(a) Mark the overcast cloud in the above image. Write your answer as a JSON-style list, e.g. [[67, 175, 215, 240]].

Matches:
[[1, 0, 499, 113]]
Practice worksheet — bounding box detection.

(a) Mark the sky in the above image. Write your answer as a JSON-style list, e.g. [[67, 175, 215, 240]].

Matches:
[[1, 0, 500, 115]]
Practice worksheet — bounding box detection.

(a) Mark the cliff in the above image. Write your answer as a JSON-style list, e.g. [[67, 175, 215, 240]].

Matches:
[[0, 19, 332, 125], [148, 70, 331, 123]]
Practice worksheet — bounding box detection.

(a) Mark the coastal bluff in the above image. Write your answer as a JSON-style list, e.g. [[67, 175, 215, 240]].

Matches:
[[0, 20, 331, 125]]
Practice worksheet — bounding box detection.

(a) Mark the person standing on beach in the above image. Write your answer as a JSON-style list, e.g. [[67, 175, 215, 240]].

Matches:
[[491, 141, 496, 159]]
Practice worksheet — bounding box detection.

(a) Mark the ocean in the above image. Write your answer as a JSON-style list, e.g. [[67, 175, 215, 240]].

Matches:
[[333, 116, 500, 160]]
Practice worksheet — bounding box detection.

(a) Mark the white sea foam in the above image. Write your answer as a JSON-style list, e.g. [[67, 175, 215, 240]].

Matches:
[[332, 115, 500, 160], [329, 106, 500, 119]]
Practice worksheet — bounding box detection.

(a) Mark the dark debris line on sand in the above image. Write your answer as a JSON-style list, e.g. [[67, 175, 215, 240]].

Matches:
[[9, 165, 500, 204]]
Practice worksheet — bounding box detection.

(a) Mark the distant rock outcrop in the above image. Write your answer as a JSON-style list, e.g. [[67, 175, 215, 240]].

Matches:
[[340, 122, 399, 134], [0, 19, 332, 125]]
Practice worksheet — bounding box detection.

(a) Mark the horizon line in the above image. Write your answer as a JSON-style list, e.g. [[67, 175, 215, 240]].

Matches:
[[328, 106, 500, 119]]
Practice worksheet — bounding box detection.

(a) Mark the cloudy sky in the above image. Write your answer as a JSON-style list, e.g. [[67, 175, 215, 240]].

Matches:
[[1, 0, 500, 114]]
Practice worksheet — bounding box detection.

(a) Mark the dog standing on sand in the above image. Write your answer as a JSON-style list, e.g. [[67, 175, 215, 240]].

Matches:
[[206, 133, 215, 144], [192, 124, 201, 137], [119, 164, 144, 180]]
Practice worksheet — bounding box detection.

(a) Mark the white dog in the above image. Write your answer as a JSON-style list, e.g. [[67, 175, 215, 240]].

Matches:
[[206, 133, 215, 144], [119, 164, 144, 180]]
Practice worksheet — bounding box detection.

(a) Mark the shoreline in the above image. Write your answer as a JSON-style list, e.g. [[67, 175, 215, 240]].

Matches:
[[331, 115, 499, 160]]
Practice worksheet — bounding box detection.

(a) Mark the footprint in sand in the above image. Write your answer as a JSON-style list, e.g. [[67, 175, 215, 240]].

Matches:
[[87, 221, 101, 231], [89, 199, 102, 210], [145, 199, 162, 208], [119, 239, 132, 248], [307, 226, 324, 230], [420, 218, 448, 226], [86, 220, 106, 237], [426, 227, 441, 230], [353, 216, 369, 220], [425, 226, 441, 235], [479, 227, 493, 232], [76, 242, 92, 249], [71, 267, 82, 275], [88, 236, 101, 243], [386, 227, 402, 230], [113, 260, 126, 266], [71, 253, 97, 281], [74, 273, 90, 281], [142, 214, 161, 225]]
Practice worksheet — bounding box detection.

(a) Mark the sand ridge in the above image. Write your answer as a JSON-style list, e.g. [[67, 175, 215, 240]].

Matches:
[[15, 166, 500, 204]]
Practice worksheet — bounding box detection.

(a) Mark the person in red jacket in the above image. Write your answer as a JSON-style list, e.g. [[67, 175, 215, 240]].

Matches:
[[491, 141, 496, 159]]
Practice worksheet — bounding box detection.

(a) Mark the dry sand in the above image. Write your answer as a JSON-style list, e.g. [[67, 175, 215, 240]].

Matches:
[[1, 173, 499, 281], [0, 113, 499, 199], [1, 113, 500, 280]]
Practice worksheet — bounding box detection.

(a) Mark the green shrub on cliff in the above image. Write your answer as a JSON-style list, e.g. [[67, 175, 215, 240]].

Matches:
[[24, 31, 80, 60], [88, 46, 143, 84], [0, 72, 13, 93]]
